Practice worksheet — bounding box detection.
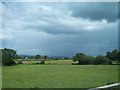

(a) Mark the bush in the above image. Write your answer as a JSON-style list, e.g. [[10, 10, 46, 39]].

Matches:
[[78, 56, 95, 65], [94, 55, 108, 65], [79, 59, 89, 65], [18, 60, 23, 64], [2, 59, 16, 66], [40, 60, 45, 64], [86, 56, 95, 64], [31, 62, 40, 65], [105, 59, 112, 65]]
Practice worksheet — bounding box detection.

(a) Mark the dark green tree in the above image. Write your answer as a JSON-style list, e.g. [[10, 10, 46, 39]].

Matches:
[[63, 57, 69, 60], [73, 53, 86, 64], [94, 55, 109, 65], [43, 55, 48, 60], [117, 50, 120, 64], [85, 56, 95, 64], [29, 56, 34, 59], [110, 49, 118, 60], [106, 51, 111, 59], [2, 48, 16, 66], [34, 54, 41, 59], [106, 49, 119, 64]]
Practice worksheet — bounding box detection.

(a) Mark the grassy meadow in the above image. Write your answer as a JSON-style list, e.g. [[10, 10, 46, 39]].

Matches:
[[2, 62, 118, 88]]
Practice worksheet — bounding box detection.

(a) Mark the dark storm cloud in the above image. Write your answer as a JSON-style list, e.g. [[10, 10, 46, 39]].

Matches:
[[69, 2, 118, 22], [24, 19, 83, 35]]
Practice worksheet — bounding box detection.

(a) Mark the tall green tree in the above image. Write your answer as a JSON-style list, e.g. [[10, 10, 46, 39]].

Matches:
[[2, 48, 16, 66], [110, 49, 118, 60], [117, 50, 120, 64], [106, 49, 119, 64], [43, 55, 48, 60], [106, 51, 111, 59], [34, 54, 41, 59], [73, 53, 86, 64]]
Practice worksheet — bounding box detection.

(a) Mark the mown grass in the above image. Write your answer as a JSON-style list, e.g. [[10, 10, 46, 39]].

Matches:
[[2, 65, 118, 88]]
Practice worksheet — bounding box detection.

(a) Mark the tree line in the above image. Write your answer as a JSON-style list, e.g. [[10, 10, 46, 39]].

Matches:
[[0, 48, 49, 66], [18, 54, 49, 60], [1, 48, 120, 66], [73, 49, 120, 65]]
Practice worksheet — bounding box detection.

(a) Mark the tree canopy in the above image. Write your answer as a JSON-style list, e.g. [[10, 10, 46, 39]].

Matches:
[[105, 49, 120, 64], [34, 54, 41, 59], [1, 48, 17, 66]]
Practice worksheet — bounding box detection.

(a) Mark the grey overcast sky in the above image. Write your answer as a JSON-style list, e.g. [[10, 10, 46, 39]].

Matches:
[[0, 2, 118, 56]]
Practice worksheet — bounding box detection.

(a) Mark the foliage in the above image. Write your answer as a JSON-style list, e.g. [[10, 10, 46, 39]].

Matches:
[[73, 53, 86, 64], [34, 54, 41, 59], [117, 51, 120, 64], [73, 53, 86, 61], [1, 48, 16, 66], [79, 56, 95, 65], [106, 49, 120, 64], [18, 60, 23, 64], [16, 55, 22, 59], [63, 57, 69, 60], [94, 55, 109, 65], [40, 60, 45, 64], [73, 49, 120, 65], [28, 56, 34, 59], [84, 56, 95, 64], [43, 55, 48, 60], [73, 53, 96, 65]]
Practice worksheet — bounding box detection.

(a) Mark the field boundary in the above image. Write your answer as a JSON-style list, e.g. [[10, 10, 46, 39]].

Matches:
[[88, 83, 120, 90]]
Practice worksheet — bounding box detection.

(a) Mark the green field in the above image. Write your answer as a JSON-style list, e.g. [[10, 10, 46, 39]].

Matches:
[[2, 64, 118, 88]]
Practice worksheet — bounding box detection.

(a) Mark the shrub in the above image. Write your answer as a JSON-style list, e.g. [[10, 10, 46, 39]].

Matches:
[[78, 56, 95, 65], [79, 59, 89, 65], [40, 60, 45, 64], [105, 59, 112, 65], [94, 55, 108, 65], [18, 60, 23, 64], [30, 60, 45, 65], [2, 59, 16, 66], [31, 62, 40, 65]]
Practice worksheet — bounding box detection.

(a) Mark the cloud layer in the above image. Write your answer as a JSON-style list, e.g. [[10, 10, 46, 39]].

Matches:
[[69, 2, 118, 22], [1, 2, 118, 56]]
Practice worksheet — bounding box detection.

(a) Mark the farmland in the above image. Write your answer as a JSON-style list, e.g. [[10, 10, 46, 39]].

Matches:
[[2, 63, 118, 88], [16, 59, 75, 65]]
